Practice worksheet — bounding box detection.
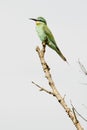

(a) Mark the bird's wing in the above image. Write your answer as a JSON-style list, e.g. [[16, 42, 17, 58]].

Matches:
[[43, 25, 67, 62], [43, 25, 57, 46]]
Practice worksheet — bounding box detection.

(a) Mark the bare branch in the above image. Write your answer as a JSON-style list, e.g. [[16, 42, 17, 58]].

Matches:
[[32, 81, 55, 96], [74, 108, 87, 122], [71, 101, 87, 122], [33, 43, 84, 130], [70, 101, 79, 123], [78, 59, 87, 75]]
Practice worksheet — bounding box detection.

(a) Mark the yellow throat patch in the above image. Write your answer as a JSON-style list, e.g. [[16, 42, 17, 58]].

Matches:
[[36, 21, 41, 25]]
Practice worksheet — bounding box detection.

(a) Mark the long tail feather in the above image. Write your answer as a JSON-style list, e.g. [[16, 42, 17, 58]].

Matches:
[[56, 47, 67, 62]]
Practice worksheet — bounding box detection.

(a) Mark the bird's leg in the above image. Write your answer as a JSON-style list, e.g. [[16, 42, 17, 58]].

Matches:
[[42, 38, 48, 54], [42, 42, 46, 54], [42, 42, 46, 52], [41, 41, 50, 71]]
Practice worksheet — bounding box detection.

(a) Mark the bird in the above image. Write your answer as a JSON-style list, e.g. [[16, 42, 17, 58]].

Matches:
[[30, 17, 67, 62]]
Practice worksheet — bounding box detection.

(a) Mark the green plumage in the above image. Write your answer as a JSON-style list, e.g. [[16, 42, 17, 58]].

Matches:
[[30, 17, 67, 62]]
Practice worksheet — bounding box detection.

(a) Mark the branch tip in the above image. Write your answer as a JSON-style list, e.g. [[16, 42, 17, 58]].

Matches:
[[36, 46, 40, 52]]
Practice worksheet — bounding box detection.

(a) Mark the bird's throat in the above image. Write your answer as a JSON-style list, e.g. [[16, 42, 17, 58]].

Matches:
[[36, 21, 41, 25]]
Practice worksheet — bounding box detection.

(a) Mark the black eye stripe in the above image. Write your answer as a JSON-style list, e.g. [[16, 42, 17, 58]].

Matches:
[[37, 19, 47, 25], [38, 20, 43, 22]]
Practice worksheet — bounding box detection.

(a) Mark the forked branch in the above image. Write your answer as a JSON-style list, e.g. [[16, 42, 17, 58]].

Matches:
[[33, 43, 84, 130]]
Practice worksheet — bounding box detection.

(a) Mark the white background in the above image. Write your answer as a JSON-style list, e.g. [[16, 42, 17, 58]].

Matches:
[[0, 0, 87, 129]]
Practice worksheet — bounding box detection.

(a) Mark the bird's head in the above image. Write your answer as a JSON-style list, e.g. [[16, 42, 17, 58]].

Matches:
[[30, 17, 47, 25]]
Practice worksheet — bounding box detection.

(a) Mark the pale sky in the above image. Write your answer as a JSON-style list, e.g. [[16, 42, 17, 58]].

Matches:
[[0, 0, 87, 129]]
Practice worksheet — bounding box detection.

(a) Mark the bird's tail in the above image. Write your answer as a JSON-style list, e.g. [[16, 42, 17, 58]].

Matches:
[[55, 47, 67, 62]]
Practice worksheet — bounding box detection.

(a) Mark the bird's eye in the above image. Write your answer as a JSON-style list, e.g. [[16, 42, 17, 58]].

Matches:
[[39, 20, 43, 22]]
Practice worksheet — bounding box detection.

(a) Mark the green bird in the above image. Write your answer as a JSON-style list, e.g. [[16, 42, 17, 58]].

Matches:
[[30, 17, 67, 62]]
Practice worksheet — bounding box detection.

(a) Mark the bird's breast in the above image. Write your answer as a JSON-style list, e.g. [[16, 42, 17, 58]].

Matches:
[[36, 25, 47, 42]]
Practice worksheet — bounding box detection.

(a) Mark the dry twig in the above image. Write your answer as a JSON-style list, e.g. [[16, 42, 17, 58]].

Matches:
[[71, 101, 87, 122], [32, 81, 55, 96], [78, 59, 87, 75]]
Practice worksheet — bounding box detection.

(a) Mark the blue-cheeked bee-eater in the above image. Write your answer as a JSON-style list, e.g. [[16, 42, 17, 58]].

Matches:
[[30, 17, 67, 62]]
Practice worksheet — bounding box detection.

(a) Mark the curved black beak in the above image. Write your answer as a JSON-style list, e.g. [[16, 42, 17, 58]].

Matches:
[[29, 18, 37, 21]]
